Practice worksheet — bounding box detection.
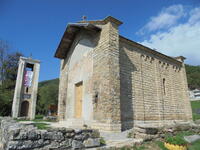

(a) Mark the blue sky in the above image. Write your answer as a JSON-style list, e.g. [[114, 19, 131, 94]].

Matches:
[[0, 0, 200, 81]]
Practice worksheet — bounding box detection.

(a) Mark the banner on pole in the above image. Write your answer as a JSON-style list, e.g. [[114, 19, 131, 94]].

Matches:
[[24, 71, 33, 87]]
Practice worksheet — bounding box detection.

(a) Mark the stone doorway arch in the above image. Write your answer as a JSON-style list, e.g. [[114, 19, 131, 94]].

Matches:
[[20, 101, 29, 117]]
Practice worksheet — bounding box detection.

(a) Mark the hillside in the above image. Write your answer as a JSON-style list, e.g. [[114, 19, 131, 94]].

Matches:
[[37, 78, 59, 114], [185, 64, 200, 90]]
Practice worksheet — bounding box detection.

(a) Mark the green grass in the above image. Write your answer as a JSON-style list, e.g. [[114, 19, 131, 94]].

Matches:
[[15, 118, 28, 122], [132, 145, 146, 150], [119, 145, 146, 150], [191, 101, 200, 121], [100, 137, 106, 145], [165, 135, 187, 145], [155, 141, 168, 150], [176, 131, 195, 137], [15, 115, 56, 122], [191, 101, 200, 110], [188, 140, 200, 150], [35, 114, 44, 119], [33, 123, 50, 130]]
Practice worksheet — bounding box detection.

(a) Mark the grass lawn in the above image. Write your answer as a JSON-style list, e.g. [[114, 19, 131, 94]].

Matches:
[[15, 114, 56, 122], [33, 122, 50, 130], [15, 115, 52, 130], [188, 140, 200, 150], [120, 131, 200, 150], [191, 101, 200, 121], [119, 140, 200, 150]]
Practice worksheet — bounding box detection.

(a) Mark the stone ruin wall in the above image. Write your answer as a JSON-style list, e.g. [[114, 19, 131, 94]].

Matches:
[[119, 39, 193, 130], [0, 118, 101, 150]]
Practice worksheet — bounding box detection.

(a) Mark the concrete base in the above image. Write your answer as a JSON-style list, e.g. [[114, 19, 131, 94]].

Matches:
[[55, 119, 193, 133], [57, 119, 122, 132], [134, 120, 193, 128]]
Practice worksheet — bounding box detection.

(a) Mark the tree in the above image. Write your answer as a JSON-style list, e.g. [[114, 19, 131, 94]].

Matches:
[[185, 64, 200, 90], [0, 40, 9, 85], [0, 40, 23, 116], [36, 79, 59, 115]]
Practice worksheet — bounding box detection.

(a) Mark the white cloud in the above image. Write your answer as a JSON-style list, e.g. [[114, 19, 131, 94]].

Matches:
[[189, 7, 200, 24], [140, 6, 200, 65], [138, 5, 184, 35]]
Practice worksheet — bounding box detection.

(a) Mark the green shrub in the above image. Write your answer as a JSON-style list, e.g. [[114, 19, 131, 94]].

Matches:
[[165, 135, 187, 146], [100, 137, 106, 145], [127, 132, 133, 138], [155, 141, 168, 150]]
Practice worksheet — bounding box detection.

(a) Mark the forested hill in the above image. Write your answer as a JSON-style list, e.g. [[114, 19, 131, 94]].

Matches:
[[185, 64, 200, 90], [36, 78, 59, 114], [39, 78, 59, 88]]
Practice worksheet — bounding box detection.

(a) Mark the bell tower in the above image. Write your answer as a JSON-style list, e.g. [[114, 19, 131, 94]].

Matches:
[[12, 57, 40, 119]]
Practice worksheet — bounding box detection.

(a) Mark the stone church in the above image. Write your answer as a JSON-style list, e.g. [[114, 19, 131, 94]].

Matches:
[[54, 16, 192, 132]]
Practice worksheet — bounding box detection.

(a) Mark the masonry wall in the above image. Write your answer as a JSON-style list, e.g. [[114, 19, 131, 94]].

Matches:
[[119, 39, 192, 130], [12, 57, 40, 120], [58, 31, 97, 123], [92, 22, 121, 132], [0, 117, 101, 150], [58, 21, 122, 132]]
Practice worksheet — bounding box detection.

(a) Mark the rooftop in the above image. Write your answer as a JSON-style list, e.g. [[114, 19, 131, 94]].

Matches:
[[54, 16, 184, 65]]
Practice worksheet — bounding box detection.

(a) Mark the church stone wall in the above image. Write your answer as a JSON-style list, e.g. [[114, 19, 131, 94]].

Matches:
[[58, 31, 96, 123], [57, 17, 192, 132], [119, 39, 192, 130], [91, 21, 122, 132]]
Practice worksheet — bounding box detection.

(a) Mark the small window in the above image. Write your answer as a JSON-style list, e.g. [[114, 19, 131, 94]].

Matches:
[[26, 87, 29, 93], [163, 78, 166, 95], [26, 63, 34, 71]]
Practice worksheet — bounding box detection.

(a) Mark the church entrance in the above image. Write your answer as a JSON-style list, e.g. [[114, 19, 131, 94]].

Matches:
[[75, 82, 83, 118], [20, 101, 29, 117]]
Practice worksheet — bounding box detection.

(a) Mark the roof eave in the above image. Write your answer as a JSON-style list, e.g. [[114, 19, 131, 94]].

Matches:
[[54, 23, 101, 59], [119, 35, 183, 65]]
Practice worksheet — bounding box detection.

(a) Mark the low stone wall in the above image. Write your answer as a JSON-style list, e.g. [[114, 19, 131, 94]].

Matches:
[[0, 117, 101, 150], [130, 122, 200, 141]]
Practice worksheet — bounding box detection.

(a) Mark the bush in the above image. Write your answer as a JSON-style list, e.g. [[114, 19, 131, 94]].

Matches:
[[100, 137, 106, 145], [165, 135, 187, 146]]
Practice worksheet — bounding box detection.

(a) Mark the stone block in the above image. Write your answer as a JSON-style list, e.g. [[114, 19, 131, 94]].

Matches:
[[72, 140, 84, 149], [184, 135, 200, 143], [83, 138, 100, 148], [42, 131, 64, 141]]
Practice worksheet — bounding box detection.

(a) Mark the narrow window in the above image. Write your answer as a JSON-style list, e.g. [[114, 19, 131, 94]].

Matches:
[[26, 87, 29, 93], [163, 78, 166, 95]]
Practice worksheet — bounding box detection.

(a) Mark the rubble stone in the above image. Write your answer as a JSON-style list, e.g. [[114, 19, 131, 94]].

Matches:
[[0, 118, 101, 150]]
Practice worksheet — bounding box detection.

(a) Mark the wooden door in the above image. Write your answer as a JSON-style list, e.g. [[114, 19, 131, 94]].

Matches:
[[75, 82, 83, 118], [20, 101, 29, 117]]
